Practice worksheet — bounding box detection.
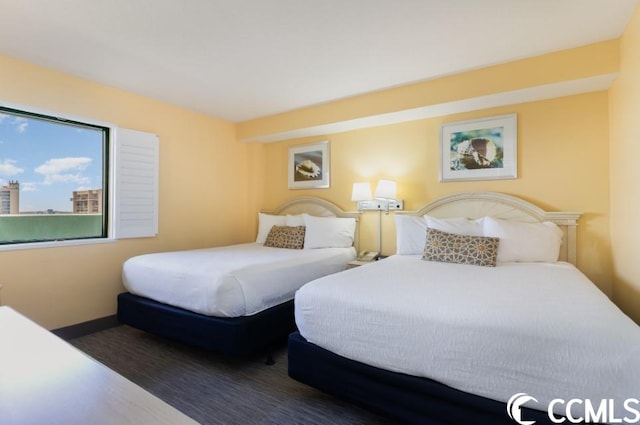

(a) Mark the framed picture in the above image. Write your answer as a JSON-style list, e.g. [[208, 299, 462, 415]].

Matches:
[[440, 114, 517, 182], [288, 141, 330, 189]]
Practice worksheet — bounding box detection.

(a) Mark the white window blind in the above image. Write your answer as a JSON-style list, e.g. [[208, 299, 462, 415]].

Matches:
[[113, 128, 159, 239]]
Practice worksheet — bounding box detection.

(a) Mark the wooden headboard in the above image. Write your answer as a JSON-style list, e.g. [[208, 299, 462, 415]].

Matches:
[[397, 192, 582, 265]]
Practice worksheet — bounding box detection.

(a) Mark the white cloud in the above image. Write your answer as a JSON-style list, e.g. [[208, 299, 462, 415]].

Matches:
[[43, 173, 91, 185], [0, 114, 29, 132], [0, 159, 24, 176], [35, 157, 91, 174], [35, 157, 92, 185], [12, 117, 28, 133], [20, 182, 38, 192]]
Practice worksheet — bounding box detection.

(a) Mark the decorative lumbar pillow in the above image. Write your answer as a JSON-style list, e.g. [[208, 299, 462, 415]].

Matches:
[[256, 213, 287, 244], [395, 215, 428, 255], [302, 214, 356, 249], [422, 227, 499, 267], [264, 225, 306, 249], [483, 217, 563, 263]]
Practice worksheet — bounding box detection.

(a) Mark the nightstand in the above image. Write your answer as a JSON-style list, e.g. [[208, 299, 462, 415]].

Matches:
[[347, 256, 387, 269], [347, 260, 374, 269]]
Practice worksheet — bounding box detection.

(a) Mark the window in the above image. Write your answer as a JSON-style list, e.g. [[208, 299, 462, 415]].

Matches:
[[0, 103, 159, 248], [0, 106, 109, 244]]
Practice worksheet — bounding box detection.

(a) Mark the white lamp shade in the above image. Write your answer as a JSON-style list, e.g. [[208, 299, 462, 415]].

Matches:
[[375, 179, 397, 200], [351, 182, 372, 201]]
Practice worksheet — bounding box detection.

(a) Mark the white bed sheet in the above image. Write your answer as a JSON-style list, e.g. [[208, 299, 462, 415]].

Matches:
[[295, 255, 640, 415], [123, 243, 355, 317]]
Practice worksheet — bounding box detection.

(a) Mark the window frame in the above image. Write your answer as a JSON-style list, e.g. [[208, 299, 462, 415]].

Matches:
[[0, 100, 159, 252]]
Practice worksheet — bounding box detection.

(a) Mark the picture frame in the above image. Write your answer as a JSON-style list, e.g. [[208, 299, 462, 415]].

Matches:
[[288, 141, 330, 189], [440, 113, 517, 182]]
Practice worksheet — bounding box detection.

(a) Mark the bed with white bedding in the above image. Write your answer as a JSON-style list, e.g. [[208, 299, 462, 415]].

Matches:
[[288, 192, 640, 424], [118, 197, 357, 356], [123, 243, 354, 317]]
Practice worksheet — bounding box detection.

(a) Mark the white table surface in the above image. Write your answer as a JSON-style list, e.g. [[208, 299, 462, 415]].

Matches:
[[0, 306, 199, 425]]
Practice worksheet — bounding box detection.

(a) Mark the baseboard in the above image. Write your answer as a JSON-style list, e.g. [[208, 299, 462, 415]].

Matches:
[[52, 315, 120, 340]]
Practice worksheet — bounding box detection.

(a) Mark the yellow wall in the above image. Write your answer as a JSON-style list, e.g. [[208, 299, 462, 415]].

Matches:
[[245, 39, 619, 304], [610, 4, 640, 323], [0, 54, 263, 329], [260, 92, 612, 295]]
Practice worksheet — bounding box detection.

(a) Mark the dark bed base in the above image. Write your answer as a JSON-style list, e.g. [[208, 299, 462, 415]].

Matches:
[[288, 331, 558, 425], [117, 292, 295, 357]]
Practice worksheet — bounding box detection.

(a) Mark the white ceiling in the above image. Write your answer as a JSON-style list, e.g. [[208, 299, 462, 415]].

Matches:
[[0, 0, 636, 123]]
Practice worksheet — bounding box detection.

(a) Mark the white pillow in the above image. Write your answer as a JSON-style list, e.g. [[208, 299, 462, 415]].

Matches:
[[302, 214, 356, 249], [424, 215, 484, 236], [394, 215, 428, 255], [286, 214, 305, 226], [256, 213, 286, 244], [483, 217, 563, 263]]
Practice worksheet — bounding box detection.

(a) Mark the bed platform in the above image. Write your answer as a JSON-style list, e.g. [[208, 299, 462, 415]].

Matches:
[[288, 331, 552, 425], [118, 293, 294, 356], [118, 196, 358, 358]]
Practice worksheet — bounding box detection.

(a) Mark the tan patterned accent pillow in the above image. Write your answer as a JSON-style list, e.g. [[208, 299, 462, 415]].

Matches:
[[422, 227, 499, 267], [264, 225, 306, 249]]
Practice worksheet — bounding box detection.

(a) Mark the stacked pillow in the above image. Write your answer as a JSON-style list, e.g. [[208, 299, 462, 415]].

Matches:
[[256, 213, 286, 244], [256, 212, 356, 250], [394, 215, 484, 255], [301, 214, 356, 249], [395, 214, 563, 266], [483, 216, 563, 263]]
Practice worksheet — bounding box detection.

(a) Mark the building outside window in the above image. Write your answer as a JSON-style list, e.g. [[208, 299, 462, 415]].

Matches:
[[71, 189, 103, 214], [0, 181, 19, 215]]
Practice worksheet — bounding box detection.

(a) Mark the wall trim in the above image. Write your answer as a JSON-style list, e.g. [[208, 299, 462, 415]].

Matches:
[[52, 314, 120, 340]]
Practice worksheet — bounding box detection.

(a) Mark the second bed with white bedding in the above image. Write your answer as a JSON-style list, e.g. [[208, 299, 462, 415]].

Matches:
[[295, 255, 640, 414], [124, 242, 355, 317]]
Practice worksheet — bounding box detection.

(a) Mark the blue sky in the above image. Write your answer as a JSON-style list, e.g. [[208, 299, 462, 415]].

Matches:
[[0, 111, 103, 212]]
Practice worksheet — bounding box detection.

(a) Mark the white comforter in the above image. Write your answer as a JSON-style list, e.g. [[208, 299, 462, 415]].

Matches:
[[295, 255, 640, 415], [123, 243, 355, 317]]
